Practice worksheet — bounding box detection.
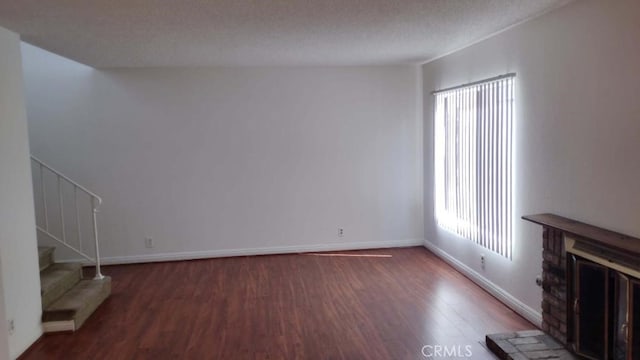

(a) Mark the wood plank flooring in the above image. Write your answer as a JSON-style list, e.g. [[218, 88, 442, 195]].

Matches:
[[19, 247, 533, 359]]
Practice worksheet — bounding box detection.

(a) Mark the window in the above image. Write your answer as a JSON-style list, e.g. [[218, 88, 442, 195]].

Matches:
[[433, 74, 514, 258]]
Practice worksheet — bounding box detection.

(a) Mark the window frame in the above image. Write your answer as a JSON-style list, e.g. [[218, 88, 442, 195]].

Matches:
[[433, 74, 515, 259]]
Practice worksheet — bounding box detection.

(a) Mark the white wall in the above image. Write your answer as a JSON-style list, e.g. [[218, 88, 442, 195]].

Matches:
[[0, 257, 8, 360], [422, 0, 640, 323], [0, 27, 42, 359], [22, 46, 424, 263]]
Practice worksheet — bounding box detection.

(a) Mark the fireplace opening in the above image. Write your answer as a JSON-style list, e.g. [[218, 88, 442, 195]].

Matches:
[[571, 256, 608, 358], [633, 282, 640, 358], [568, 254, 640, 359]]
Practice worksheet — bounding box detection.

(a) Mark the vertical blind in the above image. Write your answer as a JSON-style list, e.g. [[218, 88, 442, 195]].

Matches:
[[433, 74, 514, 259]]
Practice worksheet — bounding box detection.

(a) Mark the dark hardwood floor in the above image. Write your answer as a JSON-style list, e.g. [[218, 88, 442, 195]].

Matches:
[[20, 247, 533, 359]]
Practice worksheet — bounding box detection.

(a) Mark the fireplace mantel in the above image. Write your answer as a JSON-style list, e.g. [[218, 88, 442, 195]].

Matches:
[[523, 213, 640, 256]]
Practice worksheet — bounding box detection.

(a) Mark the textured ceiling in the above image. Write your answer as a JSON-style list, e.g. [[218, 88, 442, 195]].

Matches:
[[0, 0, 570, 68]]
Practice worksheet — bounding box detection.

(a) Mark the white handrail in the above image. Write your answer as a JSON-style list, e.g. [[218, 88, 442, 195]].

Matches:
[[31, 155, 102, 203], [31, 155, 104, 279]]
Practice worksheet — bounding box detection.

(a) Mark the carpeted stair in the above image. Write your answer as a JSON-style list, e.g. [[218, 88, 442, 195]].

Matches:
[[38, 246, 111, 332]]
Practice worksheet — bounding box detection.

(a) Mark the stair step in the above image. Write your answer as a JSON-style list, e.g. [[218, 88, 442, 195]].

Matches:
[[38, 246, 55, 271], [40, 263, 83, 309], [42, 277, 111, 332]]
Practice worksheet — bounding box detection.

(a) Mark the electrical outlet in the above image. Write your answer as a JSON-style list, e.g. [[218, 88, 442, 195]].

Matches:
[[145, 237, 153, 248], [338, 228, 344, 237], [480, 254, 485, 269], [8, 319, 14, 335]]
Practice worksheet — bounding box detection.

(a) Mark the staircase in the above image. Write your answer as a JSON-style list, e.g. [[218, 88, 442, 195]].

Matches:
[[39, 246, 111, 332], [31, 155, 111, 332]]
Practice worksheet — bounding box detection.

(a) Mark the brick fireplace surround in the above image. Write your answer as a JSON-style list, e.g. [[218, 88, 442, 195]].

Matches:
[[485, 214, 573, 360], [540, 224, 568, 343], [487, 213, 640, 359]]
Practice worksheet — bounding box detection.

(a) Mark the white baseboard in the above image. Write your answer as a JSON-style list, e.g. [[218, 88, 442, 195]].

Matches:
[[65, 239, 424, 266], [423, 239, 542, 327]]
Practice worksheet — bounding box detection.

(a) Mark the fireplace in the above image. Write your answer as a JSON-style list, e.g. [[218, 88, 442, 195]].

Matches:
[[524, 214, 640, 360]]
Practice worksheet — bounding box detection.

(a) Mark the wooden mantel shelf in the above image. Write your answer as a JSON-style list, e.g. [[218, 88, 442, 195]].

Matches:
[[522, 213, 640, 256]]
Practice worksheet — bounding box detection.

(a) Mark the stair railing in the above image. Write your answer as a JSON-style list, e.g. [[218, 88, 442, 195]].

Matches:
[[31, 155, 104, 280]]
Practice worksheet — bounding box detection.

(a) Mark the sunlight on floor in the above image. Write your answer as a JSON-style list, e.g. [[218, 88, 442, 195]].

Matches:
[[302, 253, 392, 258]]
